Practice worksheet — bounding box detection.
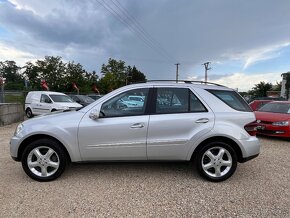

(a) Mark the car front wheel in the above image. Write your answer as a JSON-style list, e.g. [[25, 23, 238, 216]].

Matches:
[[26, 108, 33, 118], [196, 141, 237, 182], [21, 138, 67, 182]]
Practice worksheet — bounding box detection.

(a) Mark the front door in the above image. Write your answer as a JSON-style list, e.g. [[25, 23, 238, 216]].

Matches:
[[78, 88, 150, 161]]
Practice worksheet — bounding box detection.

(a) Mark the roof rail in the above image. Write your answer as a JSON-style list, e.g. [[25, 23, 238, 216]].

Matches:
[[146, 80, 226, 87]]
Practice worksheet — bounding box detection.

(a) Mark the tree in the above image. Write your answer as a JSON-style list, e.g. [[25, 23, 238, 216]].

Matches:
[[23, 62, 40, 90], [99, 58, 147, 93], [127, 65, 146, 84], [35, 56, 66, 91], [249, 81, 272, 98], [99, 58, 127, 93], [0, 61, 23, 90]]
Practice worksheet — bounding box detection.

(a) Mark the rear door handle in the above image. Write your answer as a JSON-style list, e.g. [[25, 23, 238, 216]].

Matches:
[[195, 118, 209, 123], [131, 123, 145, 128]]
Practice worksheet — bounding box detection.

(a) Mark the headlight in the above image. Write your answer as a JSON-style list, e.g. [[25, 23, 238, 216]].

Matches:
[[62, 106, 69, 111], [272, 121, 289, 126], [14, 123, 24, 136]]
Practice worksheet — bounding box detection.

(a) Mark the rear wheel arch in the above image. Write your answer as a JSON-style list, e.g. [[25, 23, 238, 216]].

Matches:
[[191, 136, 243, 163], [17, 134, 71, 164]]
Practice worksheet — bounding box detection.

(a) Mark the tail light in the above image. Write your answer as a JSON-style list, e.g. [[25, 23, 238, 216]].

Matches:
[[244, 122, 258, 136]]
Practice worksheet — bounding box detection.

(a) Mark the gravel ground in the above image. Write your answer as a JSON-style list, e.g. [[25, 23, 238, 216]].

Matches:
[[0, 123, 289, 217]]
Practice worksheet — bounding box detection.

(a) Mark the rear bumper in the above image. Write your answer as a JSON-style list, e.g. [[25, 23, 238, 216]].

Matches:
[[240, 154, 259, 163], [238, 136, 260, 162]]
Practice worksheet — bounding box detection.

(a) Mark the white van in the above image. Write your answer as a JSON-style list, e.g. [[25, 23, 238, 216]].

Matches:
[[25, 91, 82, 118]]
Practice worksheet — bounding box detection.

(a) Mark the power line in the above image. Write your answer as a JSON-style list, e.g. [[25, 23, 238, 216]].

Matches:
[[95, 0, 177, 63], [111, 0, 176, 63]]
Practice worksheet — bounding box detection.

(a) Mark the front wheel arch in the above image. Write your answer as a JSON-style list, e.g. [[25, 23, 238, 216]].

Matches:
[[18, 135, 71, 164]]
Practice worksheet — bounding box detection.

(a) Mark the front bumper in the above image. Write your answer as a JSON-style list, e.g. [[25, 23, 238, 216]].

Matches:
[[10, 136, 21, 161]]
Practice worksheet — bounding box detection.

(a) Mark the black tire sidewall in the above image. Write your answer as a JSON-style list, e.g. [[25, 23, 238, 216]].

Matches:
[[21, 138, 67, 182], [196, 141, 237, 182], [26, 108, 33, 118]]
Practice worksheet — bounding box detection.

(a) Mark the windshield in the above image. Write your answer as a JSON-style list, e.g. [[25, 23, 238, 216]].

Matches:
[[78, 95, 95, 103], [259, 102, 290, 114], [49, 94, 74, 103]]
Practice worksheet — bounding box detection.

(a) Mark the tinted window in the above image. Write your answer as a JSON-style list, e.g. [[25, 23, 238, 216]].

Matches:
[[155, 88, 207, 114], [100, 88, 149, 117], [259, 102, 290, 114], [207, 89, 251, 112], [40, 94, 51, 103], [190, 92, 207, 112], [50, 94, 74, 103]]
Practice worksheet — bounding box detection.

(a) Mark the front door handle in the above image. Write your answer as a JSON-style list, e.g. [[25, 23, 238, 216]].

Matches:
[[131, 123, 145, 128], [195, 118, 209, 123]]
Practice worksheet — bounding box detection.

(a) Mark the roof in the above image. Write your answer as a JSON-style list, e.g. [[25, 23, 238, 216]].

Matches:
[[126, 80, 233, 91]]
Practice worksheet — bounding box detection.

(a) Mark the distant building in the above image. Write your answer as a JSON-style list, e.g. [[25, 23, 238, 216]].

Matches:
[[281, 72, 290, 100]]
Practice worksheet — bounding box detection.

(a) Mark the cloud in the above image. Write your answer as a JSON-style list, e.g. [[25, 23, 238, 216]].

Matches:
[[222, 42, 290, 69], [209, 72, 282, 92], [1, 0, 290, 88], [0, 42, 35, 65]]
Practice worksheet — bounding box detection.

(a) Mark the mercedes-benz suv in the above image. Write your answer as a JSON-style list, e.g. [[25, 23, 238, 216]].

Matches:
[[10, 81, 260, 182]]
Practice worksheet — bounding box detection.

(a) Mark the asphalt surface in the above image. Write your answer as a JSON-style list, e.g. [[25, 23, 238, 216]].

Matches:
[[1, 123, 289, 217]]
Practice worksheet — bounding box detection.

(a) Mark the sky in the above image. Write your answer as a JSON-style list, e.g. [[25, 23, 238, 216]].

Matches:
[[1, 0, 290, 91]]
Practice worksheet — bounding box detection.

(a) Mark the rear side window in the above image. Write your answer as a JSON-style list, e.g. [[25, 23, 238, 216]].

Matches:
[[155, 88, 207, 114], [206, 89, 251, 112]]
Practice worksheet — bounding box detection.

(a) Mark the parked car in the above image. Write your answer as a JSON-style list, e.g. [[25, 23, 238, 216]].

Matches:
[[87, 94, 103, 100], [11, 81, 260, 182], [69, 95, 95, 107], [255, 101, 290, 138], [25, 91, 82, 118], [249, 100, 273, 111]]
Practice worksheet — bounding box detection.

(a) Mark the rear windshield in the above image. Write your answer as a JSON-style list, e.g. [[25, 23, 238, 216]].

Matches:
[[259, 102, 290, 114], [206, 89, 252, 112]]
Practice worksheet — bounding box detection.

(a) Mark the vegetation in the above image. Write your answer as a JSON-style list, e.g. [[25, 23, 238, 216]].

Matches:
[[0, 56, 147, 94], [0, 56, 288, 100]]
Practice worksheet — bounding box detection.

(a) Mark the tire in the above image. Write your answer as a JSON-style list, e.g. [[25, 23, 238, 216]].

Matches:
[[26, 108, 33, 118], [21, 138, 67, 182], [195, 141, 237, 182]]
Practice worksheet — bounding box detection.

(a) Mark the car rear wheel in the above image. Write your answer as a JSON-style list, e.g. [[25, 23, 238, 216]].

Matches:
[[26, 108, 33, 118], [195, 141, 237, 182], [21, 138, 67, 182]]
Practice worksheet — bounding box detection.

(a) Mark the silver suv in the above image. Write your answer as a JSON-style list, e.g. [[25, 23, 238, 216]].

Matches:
[[10, 81, 260, 182]]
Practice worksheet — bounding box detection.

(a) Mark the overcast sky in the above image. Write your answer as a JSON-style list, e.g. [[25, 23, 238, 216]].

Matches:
[[1, 0, 290, 91]]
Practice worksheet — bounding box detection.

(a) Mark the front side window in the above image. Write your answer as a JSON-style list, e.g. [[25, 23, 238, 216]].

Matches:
[[40, 94, 52, 103], [155, 88, 207, 114], [100, 88, 149, 118]]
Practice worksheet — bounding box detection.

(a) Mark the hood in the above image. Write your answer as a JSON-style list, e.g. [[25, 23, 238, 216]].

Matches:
[[255, 111, 290, 122], [22, 110, 85, 126]]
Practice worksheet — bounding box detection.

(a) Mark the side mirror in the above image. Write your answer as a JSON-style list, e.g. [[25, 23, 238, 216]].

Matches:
[[89, 109, 100, 120]]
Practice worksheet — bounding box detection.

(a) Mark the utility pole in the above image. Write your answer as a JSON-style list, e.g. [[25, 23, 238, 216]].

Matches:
[[175, 63, 180, 83], [202, 62, 211, 83]]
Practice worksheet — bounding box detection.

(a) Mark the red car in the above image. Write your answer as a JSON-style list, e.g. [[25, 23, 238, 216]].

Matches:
[[254, 101, 290, 138], [249, 100, 272, 111]]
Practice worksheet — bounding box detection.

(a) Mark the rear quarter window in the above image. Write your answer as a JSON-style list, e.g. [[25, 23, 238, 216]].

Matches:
[[206, 89, 252, 112]]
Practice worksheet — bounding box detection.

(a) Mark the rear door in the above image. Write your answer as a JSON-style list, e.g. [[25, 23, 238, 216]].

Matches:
[[147, 87, 214, 160]]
